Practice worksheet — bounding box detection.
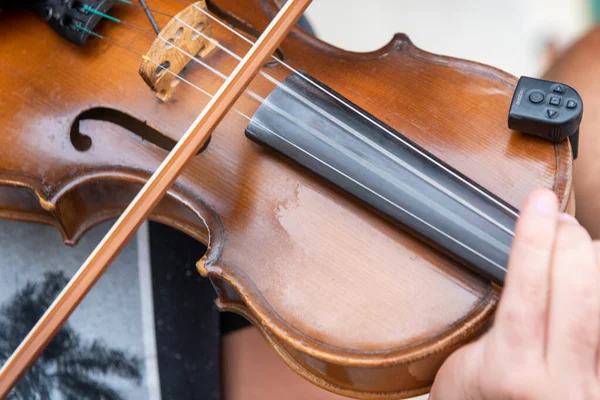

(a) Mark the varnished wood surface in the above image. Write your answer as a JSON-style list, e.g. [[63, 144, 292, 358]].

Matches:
[[0, 0, 312, 394], [0, 0, 573, 398]]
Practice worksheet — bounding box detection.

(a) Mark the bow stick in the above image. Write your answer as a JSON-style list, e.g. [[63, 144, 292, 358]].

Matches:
[[0, 0, 312, 395]]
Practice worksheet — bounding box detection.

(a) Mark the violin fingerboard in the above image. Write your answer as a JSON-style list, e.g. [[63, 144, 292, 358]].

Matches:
[[245, 72, 517, 285]]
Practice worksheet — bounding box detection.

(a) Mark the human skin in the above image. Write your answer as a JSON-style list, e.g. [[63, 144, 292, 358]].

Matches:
[[430, 189, 600, 400]]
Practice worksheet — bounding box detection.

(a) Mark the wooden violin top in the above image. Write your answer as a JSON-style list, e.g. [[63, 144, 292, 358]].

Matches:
[[0, 0, 573, 397]]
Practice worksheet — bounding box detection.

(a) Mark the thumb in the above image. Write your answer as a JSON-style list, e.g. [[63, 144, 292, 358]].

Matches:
[[429, 339, 485, 400]]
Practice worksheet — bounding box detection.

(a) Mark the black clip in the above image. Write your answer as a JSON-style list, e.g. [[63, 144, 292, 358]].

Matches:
[[33, 0, 118, 46], [508, 76, 583, 159]]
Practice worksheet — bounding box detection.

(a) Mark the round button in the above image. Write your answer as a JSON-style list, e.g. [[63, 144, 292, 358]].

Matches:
[[42, 6, 54, 21], [529, 91, 545, 104]]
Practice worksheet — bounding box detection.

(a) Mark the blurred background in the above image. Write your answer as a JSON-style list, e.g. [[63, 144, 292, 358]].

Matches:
[[304, 0, 596, 78]]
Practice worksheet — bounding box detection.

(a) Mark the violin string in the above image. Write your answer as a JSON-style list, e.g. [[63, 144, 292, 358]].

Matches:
[[118, 20, 268, 107], [99, 35, 255, 121], [257, 97, 511, 257], [257, 120, 508, 273], [112, 3, 515, 237], [96, 31, 509, 274], [75, 2, 515, 270], [177, 0, 520, 220]]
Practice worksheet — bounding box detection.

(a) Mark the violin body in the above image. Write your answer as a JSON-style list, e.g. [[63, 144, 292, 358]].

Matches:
[[0, 0, 573, 398]]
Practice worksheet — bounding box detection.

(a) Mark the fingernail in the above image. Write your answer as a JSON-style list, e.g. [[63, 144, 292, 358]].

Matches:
[[558, 213, 579, 224], [530, 190, 558, 215]]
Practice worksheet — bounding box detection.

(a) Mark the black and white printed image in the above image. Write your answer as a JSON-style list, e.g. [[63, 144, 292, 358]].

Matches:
[[0, 220, 159, 400]]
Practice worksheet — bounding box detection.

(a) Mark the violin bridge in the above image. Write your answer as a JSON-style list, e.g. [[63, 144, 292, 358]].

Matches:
[[138, 0, 217, 102]]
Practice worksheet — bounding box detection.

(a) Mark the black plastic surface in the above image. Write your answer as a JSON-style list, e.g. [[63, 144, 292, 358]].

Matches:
[[246, 73, 518, 285], [32, 0, 118, 46], [508, 76, 583, 159]]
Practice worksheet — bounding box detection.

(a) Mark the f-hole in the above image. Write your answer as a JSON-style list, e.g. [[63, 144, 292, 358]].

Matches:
[[70, 107, 211, 154]]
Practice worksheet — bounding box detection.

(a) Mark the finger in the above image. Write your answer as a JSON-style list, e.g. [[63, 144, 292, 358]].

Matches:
[[494, 189, 558, 357], [547, 221, 600, 377], [558, 212, 579, 224], [594, 241, 600, 259], [429, 340, 485, 400], [593, 242, 600, 258]]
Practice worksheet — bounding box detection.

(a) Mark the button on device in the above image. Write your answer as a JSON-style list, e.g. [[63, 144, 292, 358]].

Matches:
[[553, 85, 564, 93], [529, 91, 544, 104], [549, 96, 561, 106], [567, 100, 577, 109], [547, 109, 558, 118]]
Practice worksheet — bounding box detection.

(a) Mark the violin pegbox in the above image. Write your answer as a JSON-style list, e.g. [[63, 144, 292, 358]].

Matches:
[[138, 0, 216, 102]]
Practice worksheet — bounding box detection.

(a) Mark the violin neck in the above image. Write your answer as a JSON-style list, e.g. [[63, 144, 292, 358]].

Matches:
[[245, 73, 517, 284]]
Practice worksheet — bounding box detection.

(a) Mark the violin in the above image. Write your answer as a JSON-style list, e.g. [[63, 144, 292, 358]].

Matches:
[[0, 0, 576, 398]]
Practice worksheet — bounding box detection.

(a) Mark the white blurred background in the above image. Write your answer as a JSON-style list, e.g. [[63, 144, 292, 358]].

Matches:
[[304, 0, 593, 78]]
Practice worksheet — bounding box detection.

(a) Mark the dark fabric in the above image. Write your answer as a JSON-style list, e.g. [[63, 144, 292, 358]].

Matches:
[[148, 222, 256, 399], [221, 311, 252, 335], [149, 222, 222, 400]]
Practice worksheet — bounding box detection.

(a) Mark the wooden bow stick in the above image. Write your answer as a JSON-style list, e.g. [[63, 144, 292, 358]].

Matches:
[[0, 0, 312, 395]]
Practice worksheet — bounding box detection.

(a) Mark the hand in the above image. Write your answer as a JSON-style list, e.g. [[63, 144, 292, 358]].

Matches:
[[430, 189, 600, 400]]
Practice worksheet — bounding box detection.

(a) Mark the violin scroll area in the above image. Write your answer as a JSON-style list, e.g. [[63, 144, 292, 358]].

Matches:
[[138, 0, 217, 102]]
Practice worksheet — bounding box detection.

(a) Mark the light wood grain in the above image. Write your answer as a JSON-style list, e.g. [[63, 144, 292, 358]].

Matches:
[[139, 0, 216, 101]]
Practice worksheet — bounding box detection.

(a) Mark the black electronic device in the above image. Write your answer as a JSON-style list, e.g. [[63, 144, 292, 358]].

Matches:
[[32, 0, 118, 46], [508, 76, 583, 159]]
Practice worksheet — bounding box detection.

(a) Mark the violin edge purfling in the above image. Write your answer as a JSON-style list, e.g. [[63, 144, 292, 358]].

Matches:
[[0, 0, 313, 395], [0, 0, 574, 398]]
